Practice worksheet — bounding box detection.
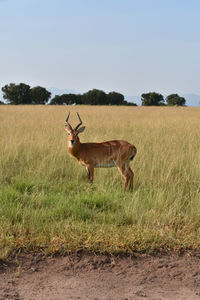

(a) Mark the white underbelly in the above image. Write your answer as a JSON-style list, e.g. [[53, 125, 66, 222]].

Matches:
[[94, 160, 115, 168]]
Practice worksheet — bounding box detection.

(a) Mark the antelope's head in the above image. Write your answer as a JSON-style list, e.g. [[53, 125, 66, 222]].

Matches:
[[65, 112, 85, 148]]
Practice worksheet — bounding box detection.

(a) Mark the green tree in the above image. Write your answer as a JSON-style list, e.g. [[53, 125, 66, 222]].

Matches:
[[107, 92, 125, 105], [166, 94, 186, 106], [141, 92, 164, 106], [30, 86, 51, 104], [82, 89, 107, 105], [2, 83, 31, 104], [0, 101, 5, 105], [49, 95, 63, 105]]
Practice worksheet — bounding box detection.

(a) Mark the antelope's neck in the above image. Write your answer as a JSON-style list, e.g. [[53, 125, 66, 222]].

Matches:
[[68, 141, 81, 157]]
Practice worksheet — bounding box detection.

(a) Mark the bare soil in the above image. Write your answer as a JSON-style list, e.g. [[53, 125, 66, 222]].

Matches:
[[1, 252, 200, 300]]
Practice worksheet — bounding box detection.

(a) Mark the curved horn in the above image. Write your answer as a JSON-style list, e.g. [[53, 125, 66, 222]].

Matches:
[[75, 112, 83, 130], [65, 112, 72, 130]]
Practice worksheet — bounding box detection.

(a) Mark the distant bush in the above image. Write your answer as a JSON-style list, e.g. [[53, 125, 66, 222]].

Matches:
[[141, 92, 165, 106], [166, 94, 186, 106]]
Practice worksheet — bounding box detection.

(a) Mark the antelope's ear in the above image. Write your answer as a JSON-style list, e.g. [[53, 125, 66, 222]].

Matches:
[[77, 126, 85, 134], [65, 125, 71, 134]]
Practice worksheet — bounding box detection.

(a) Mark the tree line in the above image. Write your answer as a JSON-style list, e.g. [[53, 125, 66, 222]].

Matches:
[[0, 83, 186, 106]]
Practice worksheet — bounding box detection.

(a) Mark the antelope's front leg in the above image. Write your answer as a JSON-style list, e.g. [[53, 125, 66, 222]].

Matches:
[[86, 165, 94, 184]]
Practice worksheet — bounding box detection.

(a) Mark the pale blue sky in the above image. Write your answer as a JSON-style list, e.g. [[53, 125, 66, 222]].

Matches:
[[0, 0, 200, 97]]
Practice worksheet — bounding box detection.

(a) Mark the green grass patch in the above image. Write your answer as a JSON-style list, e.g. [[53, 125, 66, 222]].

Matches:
[[0, 106, 200, 259]]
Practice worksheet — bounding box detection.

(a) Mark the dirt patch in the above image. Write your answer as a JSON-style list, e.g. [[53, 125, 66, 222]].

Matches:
[[1, 252, 200, 300]]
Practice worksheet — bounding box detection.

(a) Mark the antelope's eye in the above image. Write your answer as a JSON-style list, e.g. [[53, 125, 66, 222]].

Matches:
[[68, 132, 71, 136]]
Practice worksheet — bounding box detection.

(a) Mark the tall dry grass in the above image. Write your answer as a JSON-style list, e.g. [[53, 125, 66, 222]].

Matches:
[[0, 105, 200, 258]]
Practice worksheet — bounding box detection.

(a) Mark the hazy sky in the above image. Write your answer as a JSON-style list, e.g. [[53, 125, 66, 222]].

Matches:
[[0, 0, 200, 96]]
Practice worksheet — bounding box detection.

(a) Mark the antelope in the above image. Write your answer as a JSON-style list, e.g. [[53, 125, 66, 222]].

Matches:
[[65, 112, 137, 191]]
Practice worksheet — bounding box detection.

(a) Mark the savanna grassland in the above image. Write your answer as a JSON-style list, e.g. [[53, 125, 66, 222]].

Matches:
[[0, 105, 200, 259]]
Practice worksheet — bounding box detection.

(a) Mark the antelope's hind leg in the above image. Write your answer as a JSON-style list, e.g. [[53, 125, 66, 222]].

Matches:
[[127, 166, 134, 191], [117, 163, 134, 191], [116, 164, 129, 191], [86, 166, 90, 180], [126, 149, 136, 191]]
